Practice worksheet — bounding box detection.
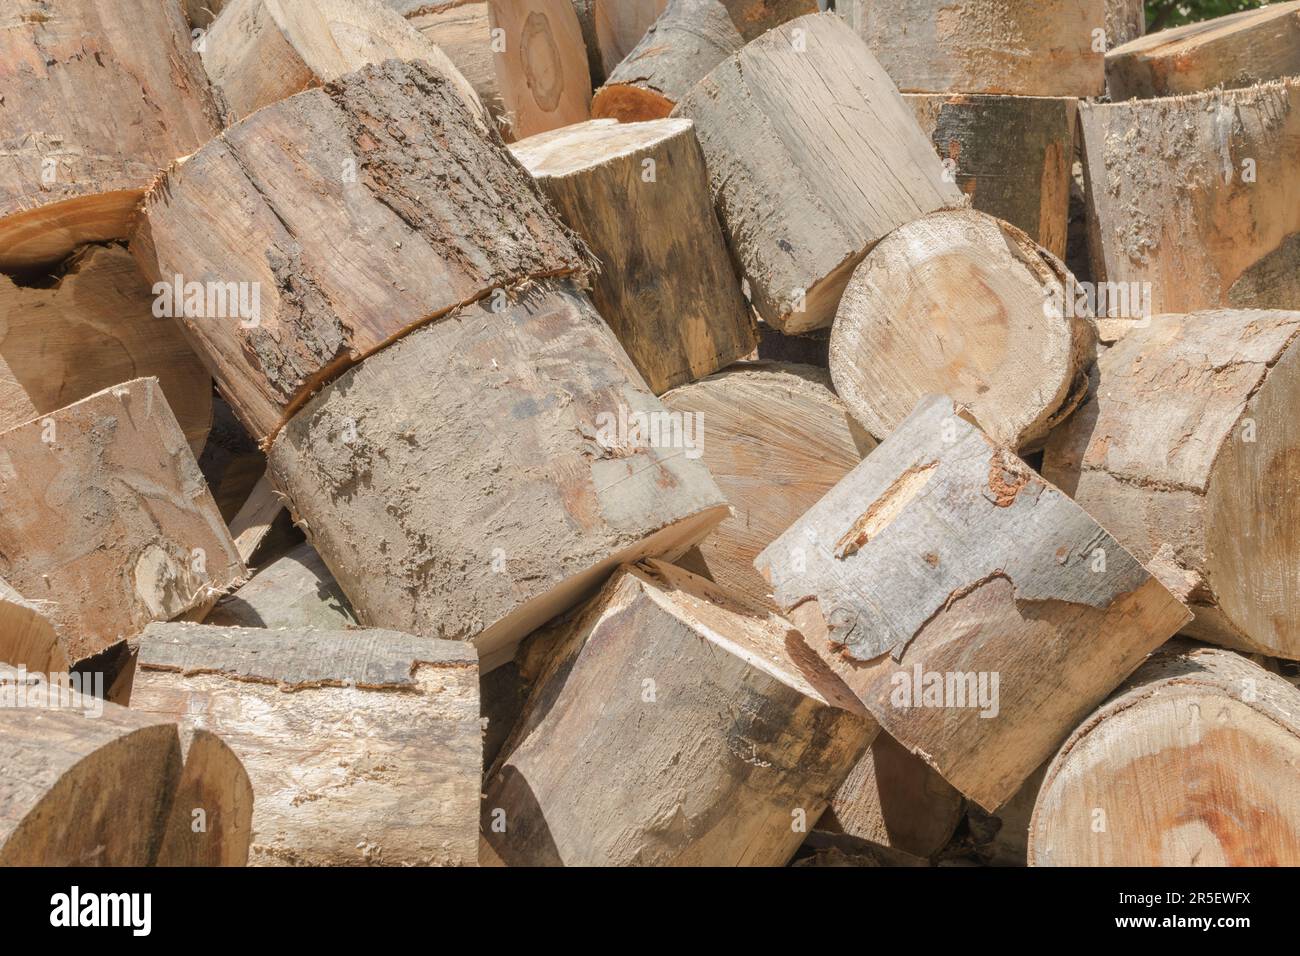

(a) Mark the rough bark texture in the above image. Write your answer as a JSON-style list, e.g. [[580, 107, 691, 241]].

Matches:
[[673, 13, 963, 333], [0, 378, 245, 670], [132, 621, 481, 866], [905, 94, 1076, 258], [154, 727, 254, 866], [488, 0, 592, 139], [837, 0, 1108, 97], [511, 118, 756, 393], [207, 541, 356, 629], [755, 395, 1193, 811], [0, 0, 224, 273], [1043, 309, 1300, 660], [482, 560, 874, 866], [267, 279, 729, 672], [662, 363, 874, 613], [132, 58, 591, 442], [406, 1, 507, 126], [1106, 2, 1300, 101], [1080, 79, 1300, 316], [721, 0, 817, 40], [1030, 641, 1300, 866], [0, 244, 212, 455], [829, 210, 1096, 450], [1105, 0, 1145, 48]]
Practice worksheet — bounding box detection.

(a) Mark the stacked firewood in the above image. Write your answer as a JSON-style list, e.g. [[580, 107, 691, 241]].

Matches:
[[2, 0, 1298, 868]]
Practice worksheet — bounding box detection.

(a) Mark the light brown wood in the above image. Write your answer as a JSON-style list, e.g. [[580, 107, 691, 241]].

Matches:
[[406, 1, 508, 126], [0, 379, 245, 671], [267, 279, 729, 672], [829, 210, 1096, 450], [227, 474, 285, 565], [755, 394, 1193, 811], [1105, 0, 1145, 48], [1044, 309, 1300, 661], [184, 0, 230, 28], [488, 0, 591, 139], [154, 728, 254, 867], [482, 560, 873, 866], [510, 118, 756, 393], [673, 13, 963, 333], [590, 0, 668, 77], [721, 0, 818, 40], [0, 0, 223, 273], [1030, 641, 1300, 866], [207, 541, 356, 629], [0, 578, 69, 676], [131, 622, 481, 866]]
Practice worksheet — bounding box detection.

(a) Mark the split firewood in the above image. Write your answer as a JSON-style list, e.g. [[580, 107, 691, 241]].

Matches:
[[202, 0, 484, 123], [0, 379, 245, 676], [207, 541, 356, 630], [1030, 642, 1300, 866], [591, 0, 742, 122], [0, 0, 223, 273], [482, 560, 873, 866], [268, 279, 729, 671], [131, 622, 481, 866], [755, 394, 1192, 811], [131, 58, 590, 443], [829, 210, 1096, 450], [836, 0, 1108, 97], [510, 118, 756, 393], [154, 728, 254, 867], [673, 13, 963, 333], [1080, 79, 1300, 315], [487, 0, 591, 139], [905, 95, 1076, 258], [1043, 309, 1300, 661], [662, 363, 874, 613], [0, 244, 213, 455], [0, 579, 68, 676], [226, 474, 286, 566], [405, 1, 507, 126], [0, 666, 183, 866], [1106, 2, 1300, 101]]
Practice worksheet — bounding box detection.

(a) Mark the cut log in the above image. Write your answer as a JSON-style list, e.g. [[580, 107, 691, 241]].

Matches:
[[0, 666, 182, 866], [482, 560, 873, 866], [131, 58, 590, 442], [487, 0, 591, 139], [131, 622, 481, 866], [1106, 2, 1300, 101], [207, 541, 357, 629], [0, 0, 223, 273], [0, 379, 245, 672], [836, 0, 1108, 97], [227, 474, 285, 565], [588, 0, 668, 78], [510, 118, 756, 393], [1105, 0, 1145, 47], [673, 13, 963, 333], [829, 210, 1096, 450], [1043, 309, 1300, 661], [406, 1, 508, 126], [1030, 642, 1300, 866], [570, 0, 608, 84], [202, 0, 485, 123], [591, 0, 742, 122], [155, 728, 254, 867], [755, 394, 1193, 811], [905, 94, 1076, 258], [661, 363, 874, 613], [267, 279, 729, 671], [0, 244, 213, 455], [817, 731, 964, 859], [1080, 79, 1300, 316], [721, 0, 818, 40]]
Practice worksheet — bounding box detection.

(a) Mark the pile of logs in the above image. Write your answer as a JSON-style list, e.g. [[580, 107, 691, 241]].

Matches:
[[2, 0, 1298, 869]]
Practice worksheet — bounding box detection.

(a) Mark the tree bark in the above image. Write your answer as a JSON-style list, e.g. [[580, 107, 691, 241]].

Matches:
[[406, 1, 507, 127], [487, 0, 591, 139]]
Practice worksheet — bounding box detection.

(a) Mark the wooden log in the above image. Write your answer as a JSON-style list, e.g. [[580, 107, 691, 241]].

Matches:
[[202, 0, 485, 122], [755, 394, 1193, 811], [482, 560, 873, 866], [131, 58, 590, 442], [817, 731, 964, 859], [836, 0, 1108, 97], [0, 666, 182, 866], [227, 474, 285, 565], [207, 541, 357, 629], [829, 210, 1096, 451], [905, 94, 1076, 258], [1106, 2, 1300, 101], [0, 578, 68, 676], [0, 244, 213, 456], [0, 379, 245, 672], [0, 0, 223, 273], [661, 363, 874, 613], [1105, 0, 1145, 48], [131, 622, 481, 866], [591, 0, 742, 122], [1043, 309, 1300, 660], [267, 279, 729, 671], [510, 118, 756, 393], [405, 1, 508, 126], [673, 13, 963, 333], [1030, 642, 1300, 866], [1080, 79, 1300, 316], [587, 0, 668, 78], [487, 0, 591, 139], [721, 0, 818, 40], [155, 728, 254, 867]]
